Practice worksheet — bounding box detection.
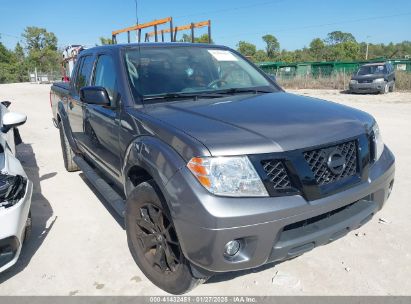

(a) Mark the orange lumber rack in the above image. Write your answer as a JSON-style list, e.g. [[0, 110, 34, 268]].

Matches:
[[111, 17, 174, 44], [145, 20, 211, 43]]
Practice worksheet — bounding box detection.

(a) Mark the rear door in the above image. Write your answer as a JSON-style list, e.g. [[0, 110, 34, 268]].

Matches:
[[68, 55, 95, 148], [82, 52, 121, 177]]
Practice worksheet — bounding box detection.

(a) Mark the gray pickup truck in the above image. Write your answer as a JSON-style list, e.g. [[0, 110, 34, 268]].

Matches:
[[50, 43, 395, 294]]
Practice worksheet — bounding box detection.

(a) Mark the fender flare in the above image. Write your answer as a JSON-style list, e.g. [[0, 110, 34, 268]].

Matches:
[[122, 136, 187, 201], [57, 101, 81, 154]]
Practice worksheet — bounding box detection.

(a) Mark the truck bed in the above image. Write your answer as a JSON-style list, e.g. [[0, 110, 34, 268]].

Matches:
[[51, 82, 69, 94], [50, 82, 70, 126]]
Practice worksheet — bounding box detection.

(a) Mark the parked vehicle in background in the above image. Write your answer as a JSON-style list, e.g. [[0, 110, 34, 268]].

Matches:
[[61, 45, 86, 82], [349, 62, 395, 94], [50, 43, 395, 294], [0, 101, 32, 274]]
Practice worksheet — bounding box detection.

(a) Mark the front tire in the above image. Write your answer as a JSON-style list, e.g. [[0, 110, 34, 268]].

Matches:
[[389, 82, 395, 92], [381, 82, 389, 94], [59, 123, 79, 172], [125, 180, 205, 294]]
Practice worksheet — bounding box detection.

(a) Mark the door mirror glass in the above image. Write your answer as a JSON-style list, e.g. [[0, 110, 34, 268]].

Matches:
[[80, 86, 111, 106], [1, 112, 27, 133]]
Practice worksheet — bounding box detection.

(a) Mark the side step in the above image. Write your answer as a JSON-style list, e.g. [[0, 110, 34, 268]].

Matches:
[[74, 156, 125, 217]]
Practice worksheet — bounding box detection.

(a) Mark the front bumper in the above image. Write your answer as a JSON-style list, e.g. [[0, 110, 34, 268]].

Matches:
[[0, 180, 33, 273], [349, 82, 385, 93], [165, 147, 395, 274]]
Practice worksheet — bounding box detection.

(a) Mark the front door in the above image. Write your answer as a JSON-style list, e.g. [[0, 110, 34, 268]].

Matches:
[[82, 53, 121, 178]]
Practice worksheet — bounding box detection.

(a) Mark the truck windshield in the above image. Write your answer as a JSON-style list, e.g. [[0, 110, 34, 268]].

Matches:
[[124, 46, 276, 101]]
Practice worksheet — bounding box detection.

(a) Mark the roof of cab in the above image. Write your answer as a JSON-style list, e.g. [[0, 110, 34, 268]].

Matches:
[[81, 42, 228, 54]]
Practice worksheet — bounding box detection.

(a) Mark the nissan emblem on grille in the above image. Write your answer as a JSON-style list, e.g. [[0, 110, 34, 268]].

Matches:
[[327, 150, 346, 175], [304, 140, 358, 185]]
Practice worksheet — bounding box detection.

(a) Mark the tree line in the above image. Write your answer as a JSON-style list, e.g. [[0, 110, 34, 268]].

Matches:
[[0, 27, 60, 83], [1, 27, 410, 84], [237, 31, 411, 63]]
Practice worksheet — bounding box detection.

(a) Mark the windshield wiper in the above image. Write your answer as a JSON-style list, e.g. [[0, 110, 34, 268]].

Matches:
[[143, 92, 224, 102], [214, 88, 273, 95]]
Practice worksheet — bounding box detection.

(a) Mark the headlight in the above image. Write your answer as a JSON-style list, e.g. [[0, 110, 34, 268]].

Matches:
[[349, 80, 358, 84], [0, 174, 26, 208], [371, 123, 384, 162], [373, 78, 385, 83], [187, 156, 268, 197]]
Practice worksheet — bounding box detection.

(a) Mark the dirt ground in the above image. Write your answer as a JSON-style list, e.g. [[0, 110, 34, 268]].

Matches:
[[0, 83, 410, 295]]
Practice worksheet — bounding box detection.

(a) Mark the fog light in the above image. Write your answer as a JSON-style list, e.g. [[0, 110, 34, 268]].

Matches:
[[224, 240, 240, 257]]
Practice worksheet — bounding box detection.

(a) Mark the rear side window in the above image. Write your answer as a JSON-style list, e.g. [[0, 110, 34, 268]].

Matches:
[[93, 55, 118, 107], [75, 56, 94, 97]]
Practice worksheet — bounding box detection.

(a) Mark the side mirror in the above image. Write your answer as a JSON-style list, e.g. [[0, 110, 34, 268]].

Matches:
[[1, 112, 27, 133], [1, 101, 11, 108], [80, 86, 110, 106], [267, 74, 276, 82]]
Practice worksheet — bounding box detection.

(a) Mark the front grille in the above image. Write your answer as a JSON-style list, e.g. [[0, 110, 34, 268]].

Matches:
[[358, 79, 373, 83], [304, 140, 358, 185], [262, 160, 291, 190]]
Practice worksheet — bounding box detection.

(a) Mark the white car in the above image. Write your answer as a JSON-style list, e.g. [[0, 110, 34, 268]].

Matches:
[[0, 101, 33, 274]]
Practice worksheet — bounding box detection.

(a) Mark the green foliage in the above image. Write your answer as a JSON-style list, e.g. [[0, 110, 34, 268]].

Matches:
[[363, 41, 411, 59], [99, 37, 113, 45], [254, 50, 269, 62], [0, 41, 17, 83], [325, 31, 356, 45], [179, 33, 212, 43], [0, 26, 60, 83], [237, 41, 257, 57], [262, 34, 280, 58], [244, 31, 411, 64], [194, 34, 212, 44], [179, 34, 192, 42], [22, 26, 59, 73], [329, 41, 361, 61], [309, 38, 326, 61], [13, 43, 28, 82]]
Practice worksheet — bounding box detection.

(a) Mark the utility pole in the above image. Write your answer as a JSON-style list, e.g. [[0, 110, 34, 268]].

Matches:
[[134, 0, 139, 25], [365, 35, 371, 60]]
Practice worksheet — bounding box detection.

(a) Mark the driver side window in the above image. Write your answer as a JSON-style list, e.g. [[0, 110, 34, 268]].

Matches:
[[93, 55, 119, 107]]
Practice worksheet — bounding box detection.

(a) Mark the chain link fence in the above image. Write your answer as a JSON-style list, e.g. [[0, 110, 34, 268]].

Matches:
[[29, 69, 61, 84], [270, 70, 411, 91]]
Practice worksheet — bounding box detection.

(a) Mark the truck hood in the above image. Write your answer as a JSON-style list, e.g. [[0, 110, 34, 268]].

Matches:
[[144, 92, 374, 156]]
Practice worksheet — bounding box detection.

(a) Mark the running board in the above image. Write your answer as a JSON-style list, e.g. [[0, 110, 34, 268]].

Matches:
[[74, 156, 125, 217]]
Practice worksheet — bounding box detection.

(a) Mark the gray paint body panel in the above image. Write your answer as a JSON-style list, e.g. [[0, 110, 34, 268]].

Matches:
[[144, 92, 374, 156], [49, 43, 396, 275], [166, 148, 394, 272]]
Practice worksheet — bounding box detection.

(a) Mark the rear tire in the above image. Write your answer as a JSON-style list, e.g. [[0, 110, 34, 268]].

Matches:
[[389, 82, 395, 92], [125, 180, 206, 294], [59, 124, 79, 172]]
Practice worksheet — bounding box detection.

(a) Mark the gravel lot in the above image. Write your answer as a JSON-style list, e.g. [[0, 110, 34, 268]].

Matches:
[[0, 83, 410, 295]]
